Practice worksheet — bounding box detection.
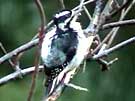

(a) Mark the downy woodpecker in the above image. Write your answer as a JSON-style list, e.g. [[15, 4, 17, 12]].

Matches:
[[41, 10, 89, 95]]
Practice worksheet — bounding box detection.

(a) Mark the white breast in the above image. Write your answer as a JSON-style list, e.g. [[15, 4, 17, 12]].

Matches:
[[41, 28, 57, 65]]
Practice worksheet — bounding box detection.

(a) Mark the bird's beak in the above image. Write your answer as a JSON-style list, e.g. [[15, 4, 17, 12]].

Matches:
[[71, 10, 75, 17], [71, 11, 79, 22]]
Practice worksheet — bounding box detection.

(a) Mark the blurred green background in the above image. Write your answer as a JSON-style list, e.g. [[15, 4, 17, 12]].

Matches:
[[0, 0, 135, 101]]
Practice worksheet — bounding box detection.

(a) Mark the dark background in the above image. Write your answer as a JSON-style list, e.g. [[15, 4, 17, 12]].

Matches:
[[0, 0, 135, 101]]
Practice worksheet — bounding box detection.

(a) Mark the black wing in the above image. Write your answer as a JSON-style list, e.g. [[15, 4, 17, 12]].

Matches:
[[44, 29, 78, 94]]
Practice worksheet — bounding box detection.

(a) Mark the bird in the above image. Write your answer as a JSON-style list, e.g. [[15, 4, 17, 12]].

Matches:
[[41, 9, 89, 96]]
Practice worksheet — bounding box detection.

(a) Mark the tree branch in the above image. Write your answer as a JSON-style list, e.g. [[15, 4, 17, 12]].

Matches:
[[106, 0, 133, 20], [0, 1, 135, 100], [0, 39, 38, 64], [107, 0, 135, 48], [92, 36, 135, 59], [1, 36, 135, 86], [0, 66, 44, 86], [85, 0, 105, 35]]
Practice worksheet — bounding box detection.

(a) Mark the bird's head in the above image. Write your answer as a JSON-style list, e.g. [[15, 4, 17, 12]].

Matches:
[[53, 10, 74, 30]]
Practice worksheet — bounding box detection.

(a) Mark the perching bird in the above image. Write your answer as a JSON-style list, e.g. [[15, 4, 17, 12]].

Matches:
[[41, 9, 89, 96]]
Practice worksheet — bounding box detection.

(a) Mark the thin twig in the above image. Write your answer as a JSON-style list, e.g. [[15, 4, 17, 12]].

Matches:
[[83, 6, 92, 21], [73, 0, 95, 11], [106, 0, 132, 20], [79, 0, 86, 10], [102, 19, 135, 30], [107, 0, 135, 47], [92, 36, 135, 59], [27, 0, 46, 101], [66, 83, 88, 92], [0, 42, 15, 67]]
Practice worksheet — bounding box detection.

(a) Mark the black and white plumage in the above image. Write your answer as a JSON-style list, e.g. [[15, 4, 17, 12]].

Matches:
[[41, 10, 89, 95]]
